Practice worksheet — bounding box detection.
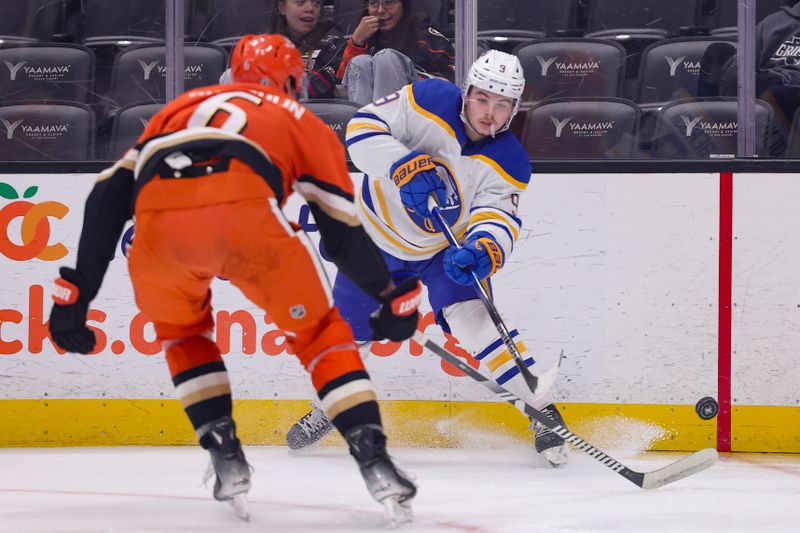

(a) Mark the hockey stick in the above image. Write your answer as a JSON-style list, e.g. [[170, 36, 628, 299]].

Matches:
[[413, 331, 719, 489], [429, 204, 542, 395]]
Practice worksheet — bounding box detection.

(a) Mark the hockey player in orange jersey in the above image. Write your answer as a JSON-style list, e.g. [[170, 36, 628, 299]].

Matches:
[[47, 34, 420, 525]]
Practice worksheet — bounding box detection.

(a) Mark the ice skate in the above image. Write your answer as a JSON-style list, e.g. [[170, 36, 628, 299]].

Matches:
[[531, 403, 570, 467], [200, 416, 252, 521], [286, 403, 335, 450], [345, 424, 417, 528]]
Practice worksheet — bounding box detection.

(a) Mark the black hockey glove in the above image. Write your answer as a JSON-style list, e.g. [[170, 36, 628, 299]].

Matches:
[[370, 277, 423, 342], [49, 267, 96, 354]]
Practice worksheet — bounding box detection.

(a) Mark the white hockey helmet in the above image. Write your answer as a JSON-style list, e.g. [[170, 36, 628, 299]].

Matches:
[[460, 49, 525, 134]]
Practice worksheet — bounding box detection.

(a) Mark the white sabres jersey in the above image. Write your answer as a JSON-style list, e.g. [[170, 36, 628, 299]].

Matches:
[[345, 78, 532, 263]]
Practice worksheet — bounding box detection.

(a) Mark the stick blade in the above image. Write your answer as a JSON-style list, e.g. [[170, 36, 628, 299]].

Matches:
[[640, 447, 719, 490]]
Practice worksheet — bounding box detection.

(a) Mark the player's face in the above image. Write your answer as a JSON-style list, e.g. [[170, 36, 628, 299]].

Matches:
[[368, 0, 404, 32], [280, 0, 321, 38], [464, 88, 515, 138]]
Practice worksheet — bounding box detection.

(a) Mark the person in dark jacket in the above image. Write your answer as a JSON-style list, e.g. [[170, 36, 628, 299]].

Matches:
[[336, 0, 455, 105], [220, 0, 348, 99], [720, 0, 800, 155], [269, 0, 348, 98]]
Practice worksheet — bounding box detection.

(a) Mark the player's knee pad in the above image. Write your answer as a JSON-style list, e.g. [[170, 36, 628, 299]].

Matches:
[[443, 300, 542, 406], [442, 300, 499, 355]]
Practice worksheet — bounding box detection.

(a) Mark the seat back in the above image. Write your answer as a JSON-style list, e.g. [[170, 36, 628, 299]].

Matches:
[[80, 0, 167, 42], [520, 97, 640, 158], [637, 37, 736, 103], [513, 38, 626, 102], [587, 0, 700, 33], [651, 97, 772, 158], [478, 0, 576, 35], [0, 1, 63, 41], [108, 44, 227, 108], [0, 102, 94, 160], [0, 44, 94, 103], [304, 98, 361, 146], [107, 101, 164, 159], [188, 0, 274, 43]]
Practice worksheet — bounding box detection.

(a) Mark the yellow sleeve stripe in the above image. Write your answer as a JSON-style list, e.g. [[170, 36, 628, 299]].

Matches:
[[469, 154, 528, 190], [346, 122, 389, 136], [373, 180, 397, 232], [406, 85, 457, 140], [469, 211, 519, 240]]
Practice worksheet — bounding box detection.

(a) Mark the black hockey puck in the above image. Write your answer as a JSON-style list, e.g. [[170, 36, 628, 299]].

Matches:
[[695, 396, 719, 420]]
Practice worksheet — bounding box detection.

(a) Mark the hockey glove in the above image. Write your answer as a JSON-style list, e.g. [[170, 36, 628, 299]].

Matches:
[[370, 277, 423, 342], [49, 267, 96, 354], [390, 150, 447, 219], [444, 233, 505, 285]]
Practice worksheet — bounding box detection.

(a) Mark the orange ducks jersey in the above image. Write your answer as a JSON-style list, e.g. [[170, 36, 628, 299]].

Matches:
[[125, 83, 359, 228]]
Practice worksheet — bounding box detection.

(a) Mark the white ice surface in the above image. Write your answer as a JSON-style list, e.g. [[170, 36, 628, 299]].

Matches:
[[0, 445, 798, 533]]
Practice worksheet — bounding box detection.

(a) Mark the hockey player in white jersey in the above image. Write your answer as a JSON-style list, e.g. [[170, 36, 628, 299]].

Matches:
[[287, 50, 569, 466]]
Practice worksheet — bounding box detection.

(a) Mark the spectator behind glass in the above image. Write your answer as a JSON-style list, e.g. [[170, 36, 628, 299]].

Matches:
[[220, 0, 347, 99], [337, 0, 455, 105], [720, 0, 800, 155]]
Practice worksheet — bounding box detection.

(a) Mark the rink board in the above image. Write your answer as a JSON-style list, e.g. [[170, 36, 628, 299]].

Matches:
[[0, 172, 798, 452]]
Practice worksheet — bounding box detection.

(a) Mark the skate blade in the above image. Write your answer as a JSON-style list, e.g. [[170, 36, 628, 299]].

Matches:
[[382, 496, 413, 529], [544, 444, 570, 468], [229, 493, 251, 522]]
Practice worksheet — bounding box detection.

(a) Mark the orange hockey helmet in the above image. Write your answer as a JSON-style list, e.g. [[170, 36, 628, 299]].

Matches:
[[230, 34, 305, 98]]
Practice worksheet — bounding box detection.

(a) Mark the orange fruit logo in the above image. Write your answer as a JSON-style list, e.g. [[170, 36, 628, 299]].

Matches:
[[0, 182, 68, 261]]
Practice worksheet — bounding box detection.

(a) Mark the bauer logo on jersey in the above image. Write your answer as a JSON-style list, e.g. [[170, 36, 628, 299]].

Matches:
[[404, 160, 462, 234]]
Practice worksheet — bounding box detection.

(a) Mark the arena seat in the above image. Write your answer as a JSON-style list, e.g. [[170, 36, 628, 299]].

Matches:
[[520, 97, 640, 159], [0, 44, 95, 104], [304, 98, 361, 147], [105, 100, 165, 159], [650, 97, 773, 158], [513, 38, 626, 102], [636, 37, 737, 103], [107, 43, 227, 109], [0, 101, 94, 160]]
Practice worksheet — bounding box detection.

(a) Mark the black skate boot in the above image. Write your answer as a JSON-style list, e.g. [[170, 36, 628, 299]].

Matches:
[[199, 416, 252, 520], [532, 403, 570, 467], [286, 404, 335, 450], [345, 424, 417, 527]]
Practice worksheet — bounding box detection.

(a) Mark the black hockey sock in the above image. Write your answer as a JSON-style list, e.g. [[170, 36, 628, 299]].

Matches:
[[171, 361, 233, 447], [331, 400, 383, 438]]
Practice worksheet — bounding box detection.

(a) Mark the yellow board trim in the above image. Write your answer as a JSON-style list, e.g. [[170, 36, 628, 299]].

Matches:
[[0, 400, 795, 452], [732, 405, 800, 453]]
